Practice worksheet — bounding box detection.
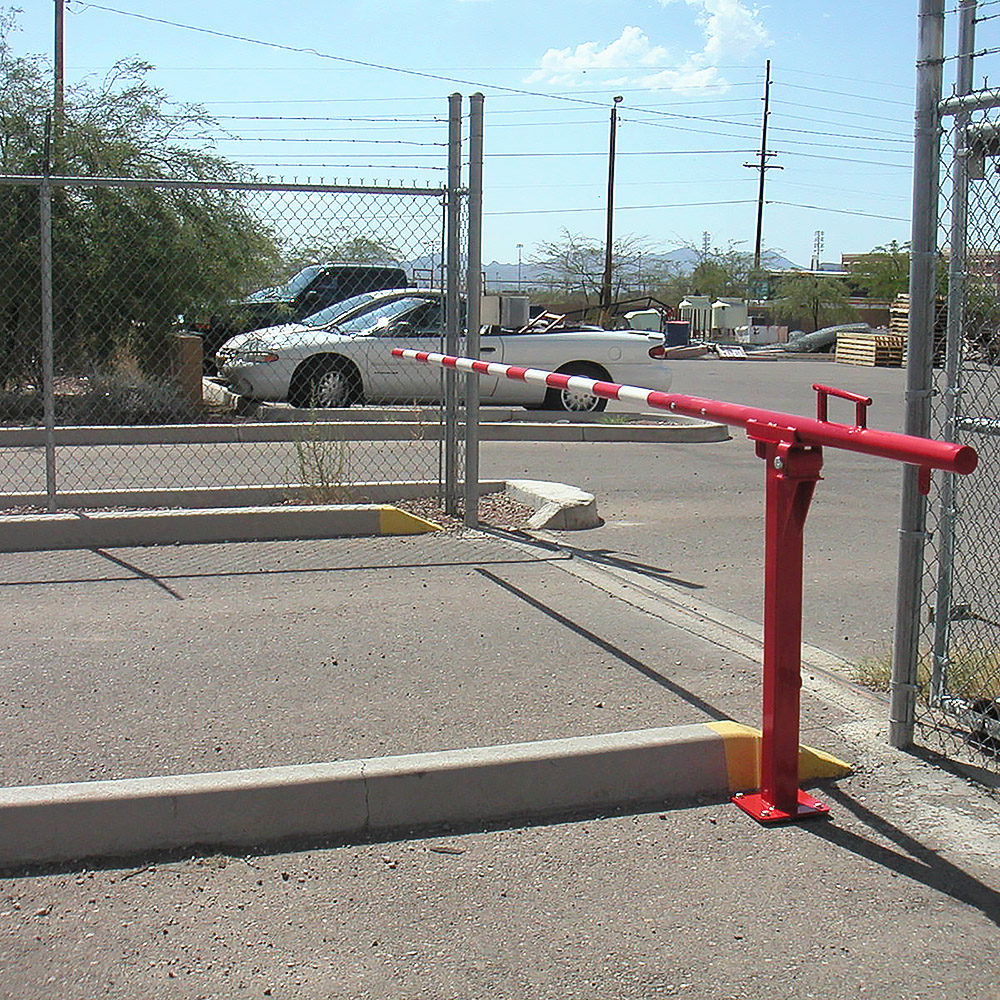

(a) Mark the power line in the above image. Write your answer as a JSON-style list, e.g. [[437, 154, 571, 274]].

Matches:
[[219, 147, 757, 160], [209, 114, 444, 123], [776, 111, 909, 140], [768, 124, 911, 146], [776, 149, 912, 169], [776, 82, 914, 107], [206, 137, 446, 146], [777, 66, 913, 93], [193, 84, 762, 108], [779, 100, 909, 126], [485, 199, 757, 217], [625, 116, 913, 156], [69, 2, 802, 115], [230, 161, 447, 172], [70, 3, 664, 112], [780, 179, 910, 201], [768, 200, 908, 223], [626, 112, 912, 148]]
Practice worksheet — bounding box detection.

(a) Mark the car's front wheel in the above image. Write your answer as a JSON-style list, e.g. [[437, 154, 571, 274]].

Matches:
[[289, 356, 363, 409], [542, 362, 609, 413]]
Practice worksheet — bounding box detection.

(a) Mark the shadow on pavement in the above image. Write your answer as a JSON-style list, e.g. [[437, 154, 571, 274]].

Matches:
[[0, 554, 556, 591], [91, 549, 186, 600], [476, 567, 731, 723], [805, 784, 1000, 928], [485, 527, 705, 591]]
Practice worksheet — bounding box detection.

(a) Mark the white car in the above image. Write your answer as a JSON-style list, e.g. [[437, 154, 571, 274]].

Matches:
[[215, 288, 672, 412]]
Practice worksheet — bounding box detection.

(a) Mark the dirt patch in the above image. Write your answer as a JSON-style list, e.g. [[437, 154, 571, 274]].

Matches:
[[394, 493, 535, 531]]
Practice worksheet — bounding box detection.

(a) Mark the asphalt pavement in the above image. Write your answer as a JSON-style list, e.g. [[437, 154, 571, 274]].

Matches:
[[2, 523, 999, 998], [482, 357, 912, 664], [2, 357, 999, 999]]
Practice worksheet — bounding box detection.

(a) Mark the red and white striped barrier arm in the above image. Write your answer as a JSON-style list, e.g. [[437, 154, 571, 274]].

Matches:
[[391, 348, 668, 409], [391, 347, 977, 476]]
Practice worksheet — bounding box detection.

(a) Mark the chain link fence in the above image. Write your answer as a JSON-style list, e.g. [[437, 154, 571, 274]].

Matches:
[[0, 174, 475, 513], [903, 0, 1000, 770]]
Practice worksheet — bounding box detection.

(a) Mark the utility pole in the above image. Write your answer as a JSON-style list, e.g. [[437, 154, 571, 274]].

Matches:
[[744, 60, 781, 276], [54, 0, 65, 128], [600, 95, 623, 323]]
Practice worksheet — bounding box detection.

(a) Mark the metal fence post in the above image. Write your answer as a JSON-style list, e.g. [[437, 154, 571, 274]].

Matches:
[[443, 93, 463, 514], [931, 0, 977, 706], [464, 94, 484, 526], [890, 0, 945, 748], [39, 174, 57, 511]]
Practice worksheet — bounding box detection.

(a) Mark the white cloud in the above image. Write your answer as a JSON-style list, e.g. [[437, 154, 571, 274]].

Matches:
[[527, 0, 770, 92], [527, 26, 670, 87], [662, 0, 771, 64]]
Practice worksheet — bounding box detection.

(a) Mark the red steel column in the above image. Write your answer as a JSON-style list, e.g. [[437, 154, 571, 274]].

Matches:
[[734, 438, 831, 823]]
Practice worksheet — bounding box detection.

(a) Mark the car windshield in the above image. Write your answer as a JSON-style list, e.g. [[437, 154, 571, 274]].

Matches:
[[335, 295, 438, 335], [300, 290, 382, 328], [244, 265, 323, 303]]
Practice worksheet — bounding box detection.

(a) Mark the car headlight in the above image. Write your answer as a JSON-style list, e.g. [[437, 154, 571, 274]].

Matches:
[[217, 341, 280, 365], [235, 350, 280, 363]]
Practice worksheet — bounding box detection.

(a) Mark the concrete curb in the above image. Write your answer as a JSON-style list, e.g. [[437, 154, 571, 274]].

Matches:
[[0, 504, 439, 552], [0, 722, 850, 867], [0, 417, 727, 447], [0, 481, 507, 513], [506, 479, 602, 530], [0, 479, 597, 547]]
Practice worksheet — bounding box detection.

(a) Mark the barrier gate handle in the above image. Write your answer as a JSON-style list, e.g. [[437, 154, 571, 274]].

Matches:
[[813, 384, 872, 428]]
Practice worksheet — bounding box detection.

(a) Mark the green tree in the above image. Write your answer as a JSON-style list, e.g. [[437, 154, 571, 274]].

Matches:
[[652, 240, 785, 305], [282, 230, 402, 275], [529, 228, 661, 306], [771, 273, 858, 332], [0, 11, 281, 384], [687, 245, 753, 300], [846, 241, 910, 300]]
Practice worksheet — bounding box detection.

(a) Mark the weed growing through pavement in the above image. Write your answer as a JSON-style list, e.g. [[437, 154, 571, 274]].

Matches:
[[852, 646, 1000, 700], [291, 415, 354, 505]]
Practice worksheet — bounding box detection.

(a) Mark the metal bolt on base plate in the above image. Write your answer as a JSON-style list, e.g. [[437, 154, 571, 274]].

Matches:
[[732, 790, 830, 825]]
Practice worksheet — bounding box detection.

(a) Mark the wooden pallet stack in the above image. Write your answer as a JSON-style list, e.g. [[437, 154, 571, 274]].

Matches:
[[834, 293, 930, 366], [889, 294, 911, 335], [835, 330, 907, 367], [886, 290, 947, 348]]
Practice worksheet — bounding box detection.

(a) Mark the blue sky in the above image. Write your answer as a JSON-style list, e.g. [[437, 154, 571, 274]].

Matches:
[[8, 1, 983, 269]]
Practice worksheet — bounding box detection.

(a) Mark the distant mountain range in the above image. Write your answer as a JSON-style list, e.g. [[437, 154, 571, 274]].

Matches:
[[474, 248, 803, 289]]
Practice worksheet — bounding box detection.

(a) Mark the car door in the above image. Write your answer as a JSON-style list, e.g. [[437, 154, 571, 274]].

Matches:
[[365, 297, 501, 402]]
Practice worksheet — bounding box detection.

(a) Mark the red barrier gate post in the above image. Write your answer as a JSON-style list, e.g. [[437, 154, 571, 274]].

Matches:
[[733, 386, 877, 823], [392, 349, 979, 825], [735, 430, 829, 822]]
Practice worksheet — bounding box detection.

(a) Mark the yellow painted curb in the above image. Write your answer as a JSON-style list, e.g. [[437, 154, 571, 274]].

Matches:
[[706, 722, 760, 792], [797, 742, 853, 781], [706, 721, 852, 792], [377, 505, 442, 535]]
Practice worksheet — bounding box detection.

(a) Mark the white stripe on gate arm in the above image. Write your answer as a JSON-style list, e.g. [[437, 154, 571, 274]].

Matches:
[[392, 349, 659, 408]]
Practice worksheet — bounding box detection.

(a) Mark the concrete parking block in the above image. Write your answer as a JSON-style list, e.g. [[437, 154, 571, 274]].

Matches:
[[0, 504, 439, 552], [505, 479, 602, 530], [0, 723, 850, 867]]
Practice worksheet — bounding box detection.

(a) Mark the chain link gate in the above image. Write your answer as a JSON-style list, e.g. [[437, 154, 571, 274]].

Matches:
[[0, 164, 477, 516], [896, 0, 1000, 770]]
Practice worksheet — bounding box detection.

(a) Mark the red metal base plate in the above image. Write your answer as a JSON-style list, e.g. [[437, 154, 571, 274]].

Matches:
[[732, 790, 830, 824]]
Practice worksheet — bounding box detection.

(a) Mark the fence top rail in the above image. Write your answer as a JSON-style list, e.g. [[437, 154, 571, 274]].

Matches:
[[394, 348, 979, 477], [939, 87, 1000, 116], [0, 174, 447, 197]]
